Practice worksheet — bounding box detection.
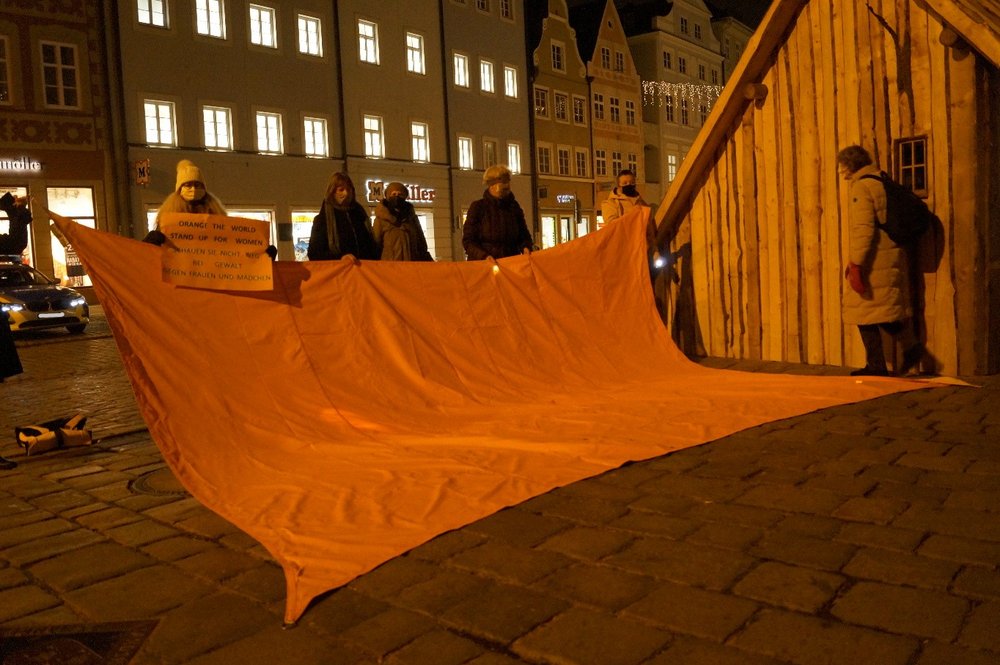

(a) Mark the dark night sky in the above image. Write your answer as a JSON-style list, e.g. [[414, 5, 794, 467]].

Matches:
[[702, 0, 773, 28]]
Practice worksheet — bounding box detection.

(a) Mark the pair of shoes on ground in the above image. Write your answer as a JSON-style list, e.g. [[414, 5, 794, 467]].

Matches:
[[851, 344, 927, 378], [15, 413, 91, 456], [850, 365, 890, 377]]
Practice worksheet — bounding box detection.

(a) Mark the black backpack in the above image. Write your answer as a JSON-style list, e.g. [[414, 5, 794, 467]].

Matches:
[[860, 171, 932, 246]]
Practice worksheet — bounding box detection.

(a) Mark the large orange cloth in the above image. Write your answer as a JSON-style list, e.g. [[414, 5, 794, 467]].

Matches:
[[56, 209, 929, 623]]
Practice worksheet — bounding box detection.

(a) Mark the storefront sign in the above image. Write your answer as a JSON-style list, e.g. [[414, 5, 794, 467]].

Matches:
[[134, 158, 151, 186], [0, 157, 42, 173], [158, 213, 273, 291], [556, 194, 576, 204], [365, 179, 436, 204]]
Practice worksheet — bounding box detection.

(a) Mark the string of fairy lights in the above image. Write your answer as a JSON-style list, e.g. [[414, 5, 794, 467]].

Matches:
[[641, 80, 724, 107]]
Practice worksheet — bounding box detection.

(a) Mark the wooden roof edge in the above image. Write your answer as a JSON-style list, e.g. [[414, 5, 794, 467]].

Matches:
[[923, 0, 1000, 68], [653, 0, 808, 246]]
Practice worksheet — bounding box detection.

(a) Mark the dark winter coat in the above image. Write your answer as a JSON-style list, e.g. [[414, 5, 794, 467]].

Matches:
[[372, 200, 433, 261], [0, 193, 30, 256], [0, 316, 22, 380], [462, 190, 532, 260], [308, 200, 379, 261]]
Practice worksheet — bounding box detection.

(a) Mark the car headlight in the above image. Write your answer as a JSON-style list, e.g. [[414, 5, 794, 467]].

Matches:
[[69, 297, 87, 307], [1, 303, 24, 313]]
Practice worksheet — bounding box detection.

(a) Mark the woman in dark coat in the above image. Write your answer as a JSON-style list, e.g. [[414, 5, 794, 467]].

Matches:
[[0, 314, 22, 382], [462, 165, 533, 260], [308, 173, 379, 261]]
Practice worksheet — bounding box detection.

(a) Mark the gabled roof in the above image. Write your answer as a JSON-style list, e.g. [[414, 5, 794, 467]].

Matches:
[[653, 0, 1000, 245]]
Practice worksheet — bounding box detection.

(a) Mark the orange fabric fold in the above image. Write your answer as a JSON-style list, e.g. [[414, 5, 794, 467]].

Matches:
[[56, 208, 929, 623]]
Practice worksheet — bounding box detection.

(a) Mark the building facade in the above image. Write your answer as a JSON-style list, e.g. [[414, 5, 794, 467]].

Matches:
[[0, 1, 121, 287], [532, 0, 594, 247], [710, 15, 753, 83]]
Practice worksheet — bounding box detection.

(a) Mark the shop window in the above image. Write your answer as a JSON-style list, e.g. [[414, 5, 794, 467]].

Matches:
[[195, 0, 226, 38], [291, 210, 318, 261], [138, 0, 168, 27], [297, 14, 322, 56], [40, 41, 79, 108], [896, 137, 928, 197], [304, 116, 328, 157], [249, 4, 276, 48], [228, 209, 275, 253], [541, 215, 556, 249], [47, 187, 94, 286], [0, 186, 31, 265]]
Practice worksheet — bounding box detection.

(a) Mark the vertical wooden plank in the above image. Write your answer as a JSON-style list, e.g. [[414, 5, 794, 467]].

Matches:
[[776, 40, 802, 362], [741, 107, 763, 359], [759, 66, 784, 361]]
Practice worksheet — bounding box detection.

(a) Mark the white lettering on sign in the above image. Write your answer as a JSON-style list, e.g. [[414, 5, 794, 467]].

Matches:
[[365, 179, 436, 204], [0, 157, 43, 173]]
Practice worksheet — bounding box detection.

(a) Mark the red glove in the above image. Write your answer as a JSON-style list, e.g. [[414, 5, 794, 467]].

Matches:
[[845, 263, 866, 295]]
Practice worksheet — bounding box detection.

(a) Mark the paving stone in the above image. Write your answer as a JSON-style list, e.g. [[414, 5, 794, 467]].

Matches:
[[731, 608, 918, 664], [142, 496, 209, 523], [394, 569, 491, 615], [440, 581, 569, 644], [0, 585, 61, 622], [636, 473, 746, 503], [62, 503, 110, 519], [30, 489, 96, 513], [607, 510, 699, 539], [537, 525, 634, 560], [347, 556, 440, 600], [894, 505, 1000, 542], [42, 465, 109, 481], [732, 561, 844, 612], [28, 541, 155, 592], [175, 511, 242, 539], [64, 564, 214, 619], [301, 587, 390, 635], [952, 566, 1000, 600], [1, 528, 105, 566], [751, 529, 856, 571], [0, 518, 75, 548], [775, 513, 842, 538], [623, 580, 758, 641], [831, 581, 968, 641], [943, 489, 1000, 513], [467, 507, 572, 547], [605, 537, 754, 590], [646, 636, 790, 665], [448, 541, 572, 586], [598, 463, 671, 488], [835, 522, 925, 552], [104, 519, 179, 546], [87, 483, 136, 503], [553, 479, 641, 503], [60, 471, 133, 491], [174, 546, 269, 583], [538, 563, 654, 611], [115, 493, 181, 512], [218, 530, 261, 551], [915, 641, 1000, 665], [959, 600, 1000, 651], [514, 606, 670, 665], [409, 530, 487, 561], [185, 624, 360, 665], [139, 590, 280, 664], [842, 547, 959, 590], [800, 472, 877, 496], [384, 629, 485, 665], [918, 469, 1000, 491], [869, 480, 950, 508], [627, 493, 699, 517], [833, 495, 910, 524], [464, 653, 530, 665], [520, 489, 630, 525], [859, 464, 924, 485], [685, 521, 763, 551], [141, 535, 217, 562], [337, 606, 436, 658], [685, 501, 785, 527], [0, 507, 52, 530], [74, 505, 143, 530], [8, 603, 88, 626], [0, 567, 28, 590], [223, 563, 287, 605], [736, 484, 846, 515]]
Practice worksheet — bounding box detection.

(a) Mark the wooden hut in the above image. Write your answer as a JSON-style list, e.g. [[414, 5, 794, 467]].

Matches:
[[654, 0, 999, 376]]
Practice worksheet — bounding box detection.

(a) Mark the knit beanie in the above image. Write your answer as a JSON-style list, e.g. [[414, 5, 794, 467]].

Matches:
[[175, 160, 204, 191], [385, 182, 408, 197]]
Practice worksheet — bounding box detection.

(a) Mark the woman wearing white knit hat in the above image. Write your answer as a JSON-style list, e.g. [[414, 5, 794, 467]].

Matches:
[[143, 159, 227, 245]]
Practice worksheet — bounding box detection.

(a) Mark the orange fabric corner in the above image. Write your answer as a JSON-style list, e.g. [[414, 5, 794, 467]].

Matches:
[[56, 208, 930, 623]]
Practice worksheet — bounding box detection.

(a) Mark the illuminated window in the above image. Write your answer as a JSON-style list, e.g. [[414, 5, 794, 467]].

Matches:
[[483, 139, 498, 168], [595, 149, 606, 176], [609, 97, 620, 123], [256, 111, 283, 154], [593, 93, 604, 120], [557, 147, 570, 176], [534, 86, 549, 118], [137, 0, 167, 27], [363, 115, 384, 158], [195, 0, 226, 38], [503, 65, 517, 98], [507, 142, 521, 173], [575, 149, 588, 177], [896, 137, 928, 196], [40, 42, 78, 108], [303, 116, 328, 157], [202, 105, 232, 150], [358, 19, 379, 64], [551, 41, 564, 72], [411, 122, 429, 162], [480, 59, 495, 93], [249, 4, 276, 48], [537, 145, 551, 174], [625, 99, 635, 126], [47, 187, 95, 287], [457, 136, 474, 169], [611, 151, 622, 175], [667, 153, 677, 182], [453, 52, 469, 87], [627, 153, 637, 173], [572, 96, 586, 125], [143, 99, 175, 146], [554, 92, 568, 122], [600, 47, 610, 69], [298, 15, 322, 55], [406, 33, 425, 74], [0, 37, 10, 104]]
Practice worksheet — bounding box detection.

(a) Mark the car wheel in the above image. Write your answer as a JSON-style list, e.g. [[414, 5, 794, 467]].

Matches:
[[66, 324, 87, 334]]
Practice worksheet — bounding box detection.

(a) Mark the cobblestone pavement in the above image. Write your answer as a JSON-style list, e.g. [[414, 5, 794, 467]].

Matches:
[[1, 308, 998, 664]]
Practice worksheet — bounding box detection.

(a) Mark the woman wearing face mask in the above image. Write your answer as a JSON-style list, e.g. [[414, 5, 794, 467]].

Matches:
[[372, 182, 433, 261], [462, 165, 533, 260], [601, 169, 648, 225], [307, 172, 378, 261]]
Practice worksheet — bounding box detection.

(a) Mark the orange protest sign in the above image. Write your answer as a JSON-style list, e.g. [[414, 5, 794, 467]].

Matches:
[[158, 213, 272, 290]]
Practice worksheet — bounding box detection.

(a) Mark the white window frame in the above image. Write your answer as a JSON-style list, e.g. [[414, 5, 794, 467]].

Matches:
[[556, 146, 570, 176], [357, 19, 379, 64], [40, 41, 79, 109], [202, 105, 233, 150], [595, 149, 606, 177], [503, 65, 517, 98], [507, 142, 521, 174], [550, 40, 565, 72], [533, 86, 549, 118], [303, 116, 328, 157], [537, 143, 551, 174], [614, 51, 624, 72], [667, 153, 678, 182], [255, 111, 283, 154], [297, 14, 322, 56], [572, 95, 586, 125], [143, 99, 176, 146], [195, 0, 226, 38], [553, 92, 568, 123], [600, 47, 610, 70], [406, 32, 425, 75], [137, 0, 167, 27], [611, 151, 622, 175], [483, 138, 498, 168], [625, 99, 636, 126], [609, 97, 620, 123], [575, 149, 588, 178], [249, 4, 277, 48], [363, 114, 384, 158], [457, 135, 474, 170], [453, 52, 469, 87], [593, 93, 604, 120], [479, 58, 495, 94], [411, 121, 429, 162]]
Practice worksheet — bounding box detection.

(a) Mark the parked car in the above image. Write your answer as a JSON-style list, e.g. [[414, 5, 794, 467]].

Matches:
[[0, 258, 89, 334]]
